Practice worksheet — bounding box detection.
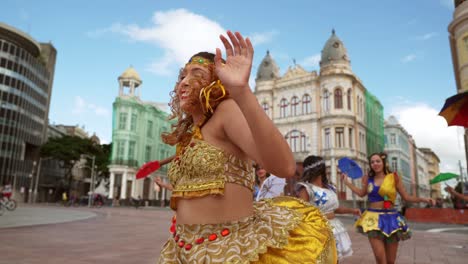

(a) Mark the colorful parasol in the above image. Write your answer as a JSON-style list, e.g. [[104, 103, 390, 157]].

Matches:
[[438, 91, 468, 127], [136, 160, 161, 179]]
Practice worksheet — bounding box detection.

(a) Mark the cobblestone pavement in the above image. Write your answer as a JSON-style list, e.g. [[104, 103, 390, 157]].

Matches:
[[0, 205, 467, 264]]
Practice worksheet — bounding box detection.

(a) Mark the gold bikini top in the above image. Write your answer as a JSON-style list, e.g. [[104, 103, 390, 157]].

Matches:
[[168, 127, 255, 210]]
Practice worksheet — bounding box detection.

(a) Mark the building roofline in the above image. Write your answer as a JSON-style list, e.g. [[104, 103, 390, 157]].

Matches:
[[0, 22, 41, 56]]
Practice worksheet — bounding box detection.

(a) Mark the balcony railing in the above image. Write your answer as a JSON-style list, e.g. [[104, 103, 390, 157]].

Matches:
[[110, 159, 139, 167]]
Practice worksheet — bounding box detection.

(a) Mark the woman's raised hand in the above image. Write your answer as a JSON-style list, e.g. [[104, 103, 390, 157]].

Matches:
[[214, 31, 254, 100]]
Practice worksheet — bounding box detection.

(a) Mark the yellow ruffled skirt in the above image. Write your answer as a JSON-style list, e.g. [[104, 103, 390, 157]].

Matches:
[[158, 196, 337, 263]]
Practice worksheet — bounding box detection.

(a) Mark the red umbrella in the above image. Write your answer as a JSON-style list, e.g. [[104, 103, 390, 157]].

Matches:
[[439, 91, 468, 127]]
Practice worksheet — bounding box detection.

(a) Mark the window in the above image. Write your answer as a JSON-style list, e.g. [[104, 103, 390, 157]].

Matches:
[[280, 98, 288, 118], [349, 128, 353, 148], [323, 90, 330, 113], [391, 157, 398, 172], [130, 114, 137, 131], [117, 141, 125, 159], [390, 134, 396, 145], [302, 94, 311, 114], [262, 102, 269, 115], [347, 89, 352, 110], [285, 130, 307, 152], [145, 146, 152, 162], [290, 96, 299, 116], [324, 128, 331, 149], [118, 113, 127, 130], [334, 88, 343, 109], [128, 141, 136, 159], [335, 127, 344, 148], [147, 120, 153, 138]]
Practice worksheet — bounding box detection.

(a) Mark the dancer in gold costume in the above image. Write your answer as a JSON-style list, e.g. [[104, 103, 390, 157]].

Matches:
[[151, 31, 336, 263]]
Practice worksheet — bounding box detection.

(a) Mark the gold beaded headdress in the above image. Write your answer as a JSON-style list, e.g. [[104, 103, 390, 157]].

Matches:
[[186, 56, 214, 67]]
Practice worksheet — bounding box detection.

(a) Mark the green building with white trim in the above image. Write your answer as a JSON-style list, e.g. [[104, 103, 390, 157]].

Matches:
[[108, 67, 174, 204]]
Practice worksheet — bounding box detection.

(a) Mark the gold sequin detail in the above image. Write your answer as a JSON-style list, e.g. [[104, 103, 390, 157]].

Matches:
[[158, 197, 337, 264], [168, 138, 254, 210]]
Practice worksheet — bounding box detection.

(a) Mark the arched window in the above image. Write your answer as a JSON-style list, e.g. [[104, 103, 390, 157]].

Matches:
[[334, 88, 343, 109], [262, 102, 269, 115], [323, 89, 330, 113], [280, 98, 288, 118], [290, 96, 299, 116], [347, 89, 352, 110], [302, 94, 311, 114], [285, 130, 307, 152]]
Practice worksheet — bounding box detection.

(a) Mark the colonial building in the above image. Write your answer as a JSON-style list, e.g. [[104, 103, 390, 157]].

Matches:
[[384, 116, 417, 195], [449, 0, 468, 183], [0, 22, 56, 203], [108, 67, 174, 205], [420, 148, 441, 198], [254, 30, 384, 200]]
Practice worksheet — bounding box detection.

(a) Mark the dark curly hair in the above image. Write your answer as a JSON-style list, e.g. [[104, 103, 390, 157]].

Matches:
[[368, 152, 391, 177], [161, 52, 228, 147], [302, 155, 329, 187]]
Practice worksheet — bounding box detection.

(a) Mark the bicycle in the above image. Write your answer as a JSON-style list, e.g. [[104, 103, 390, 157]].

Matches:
[[0, 196, 17, 211]]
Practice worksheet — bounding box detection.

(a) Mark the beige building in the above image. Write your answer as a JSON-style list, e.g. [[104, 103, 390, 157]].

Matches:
[[449, 0, 468, 94], [420, 148, 441, 198], [254, 30, 381, 200]]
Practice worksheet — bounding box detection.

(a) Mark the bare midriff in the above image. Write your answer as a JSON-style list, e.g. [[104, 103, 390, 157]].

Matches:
[[176, 183, 254, 224], [368, 201, 394, 210]]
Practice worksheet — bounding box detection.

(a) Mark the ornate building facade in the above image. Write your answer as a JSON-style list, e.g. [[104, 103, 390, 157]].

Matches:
[[108, 67, 174, 204], [254, 30, 384, 200]]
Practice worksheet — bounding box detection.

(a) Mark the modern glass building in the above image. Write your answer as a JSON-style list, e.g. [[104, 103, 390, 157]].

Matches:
[[0, 22, 56, 202]]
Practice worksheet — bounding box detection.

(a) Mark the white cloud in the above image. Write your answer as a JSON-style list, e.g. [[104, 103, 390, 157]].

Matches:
[[107, 9, 226, 74], [416, 32, 438, 40], [300, 54, 321, 68], [401, 54, 416, 63], [73, 96, 110, 117], [72, 96, 86, 114], [248, 30, 279, 46], [389, 102, 465, 174]]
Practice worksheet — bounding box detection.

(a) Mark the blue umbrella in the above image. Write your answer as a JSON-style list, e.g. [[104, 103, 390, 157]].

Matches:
[[338, 157, 363, 179]]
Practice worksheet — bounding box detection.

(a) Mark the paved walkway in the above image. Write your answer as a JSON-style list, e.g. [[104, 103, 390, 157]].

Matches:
[[0, 205, 467, 264], [0, 206, 96, 228]]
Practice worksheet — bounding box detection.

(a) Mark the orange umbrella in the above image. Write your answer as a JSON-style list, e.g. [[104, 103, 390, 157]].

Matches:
[[439, 91, 468, 127]]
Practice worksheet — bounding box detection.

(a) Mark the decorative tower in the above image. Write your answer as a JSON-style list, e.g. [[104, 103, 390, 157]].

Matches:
[[118, 66, 142, 97]]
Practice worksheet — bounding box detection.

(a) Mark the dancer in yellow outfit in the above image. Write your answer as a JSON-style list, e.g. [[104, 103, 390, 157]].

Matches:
[[342, 152, 434, 264], [152, 30, 336, 263]]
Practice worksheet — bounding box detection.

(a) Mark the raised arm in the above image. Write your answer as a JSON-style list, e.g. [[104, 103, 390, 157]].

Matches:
[[396, 174, 433, 205], [445, 186, 468, 202], [341, 173, 368, 198], [214, 31, 295, 178]]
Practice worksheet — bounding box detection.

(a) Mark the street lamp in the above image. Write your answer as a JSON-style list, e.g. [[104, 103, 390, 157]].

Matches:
[[80, 154, 96, 207]]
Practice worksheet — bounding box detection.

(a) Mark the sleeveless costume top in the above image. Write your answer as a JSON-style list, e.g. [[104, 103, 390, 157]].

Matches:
[[367, 172, 398, 205], [167, 126, 255, 210]]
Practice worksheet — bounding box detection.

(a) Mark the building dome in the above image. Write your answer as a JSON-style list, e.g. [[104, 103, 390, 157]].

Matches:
[[256, 50, 280, 81], [320, 29, 350, 68], [90, 132, 100, 145], [118, 66, 142, 87]]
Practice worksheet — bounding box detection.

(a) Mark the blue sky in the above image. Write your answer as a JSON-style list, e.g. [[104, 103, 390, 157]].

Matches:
[[1, 0, 465, 175]]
